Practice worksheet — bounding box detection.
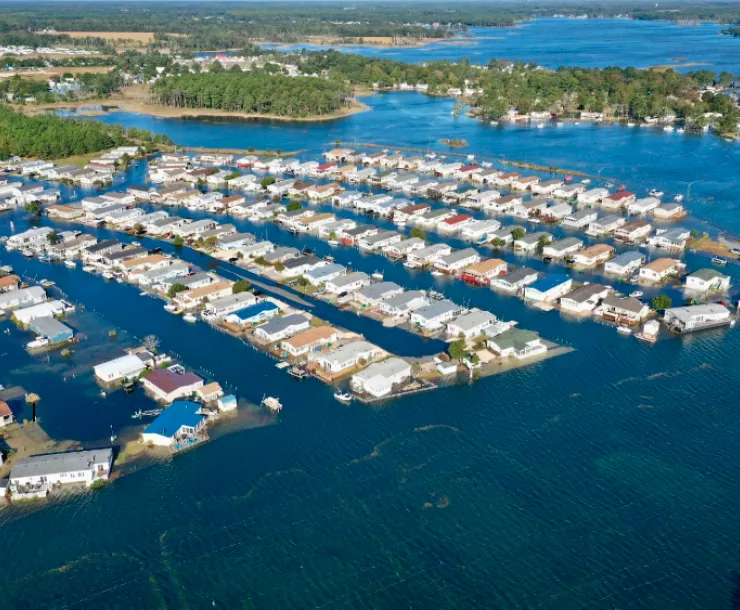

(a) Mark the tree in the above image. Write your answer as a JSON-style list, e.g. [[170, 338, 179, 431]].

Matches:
[[143, 334, 160, 352], [254, 256, 268, 266], [233, 279, 251, 293], [133, 223, 145, 234], [511, 227, 525, 241], [286, 200, 303, 212], [537, 235, 550, 252], [173, 235, 184, 247], [274, 261, 285, 272], [409, 227, 426, 240], [260, 176, 276, 189], [490, 237, 506, 249], [24, 201, 42, 216], [46, 231, 60, 245], [448, 339, 467, 362], [652, 295, 672, 311], [167, 283, 187, 298]]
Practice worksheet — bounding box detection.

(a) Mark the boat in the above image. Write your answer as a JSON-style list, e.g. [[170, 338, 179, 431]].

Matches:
[[712, 256, 728, 266], [430, 270, 444, 277], [164, 303, 178, 313], [674, 194, 684, 202], [616, 325, 633, 335], [663, 125, 674, 132], [635, 320, 660, 343], [139, 291, 148, 296], [649, 189, 664, 197], [581, 179, 591, 184], [275, 361, 291, 370], [535, 123, 545, 129], [38, 254, 51, 263], [82, 265, 96, 273], [183, 313, 198, 323], [26, 337, 49, 350], [324, 255, 335, 263], [403, 260, 420, 269], [334, 391, 353, 403], [102, 272, 114, 280], [371, 271, 384, 281], [21, 249, 34, 258], [327, 239, 340, 246], [123, 381, 136, 394], [261, 396, 283, 413], [605, 182, 614, 188], [474, 236, 490, 246], [629, 290, 643, 298], [132, 408, 164, 419], [288, 366, 308, 380], [0, 265, 12, 273], [677, 127, 685, 134], [64, 260, 76, 269]]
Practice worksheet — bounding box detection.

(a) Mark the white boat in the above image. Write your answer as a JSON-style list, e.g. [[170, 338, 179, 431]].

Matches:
[[334, 391, 353, 403], [617, 325, 633, 335], [649, 189, 663, 197], [139, 291, 148, 296], [581, 179, 591, 184], [164, 303, 178, 312], [677, 128, 685, 134], [403, 260, 420, 269], [261, 396, 283, 413], [535, 123, 545, 129], [371, 271, 384, 281], [663, 125, 674, 132], [82, 265, 96, 273], [64, 260, 76, 269], [711, 256, 728, 266], [674, 194, 684, 202], [327, 239, 340, 246], [275, 361, 291, 370], [627, 122, 636, 127], [183, 313, 198, 323], [0, 265, 12, 273], [21, 249, 33, 258], [26, 337, 49, 350], [431, 270, 444, 277], [102, 272, 114, 280], [629, 290, 643, 298]]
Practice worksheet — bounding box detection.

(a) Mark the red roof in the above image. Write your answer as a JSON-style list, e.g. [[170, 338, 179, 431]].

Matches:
[[608, 191, 634, 201], [317, 163, 336, 171], [444, 214, 472, 225], [459, 164, 480, 172], [0, 401, 11, 418], [399, 203, 429, 214], [144, 369, 203, 394], [497, 194, 521, 203], [500, 172, 520, 179]]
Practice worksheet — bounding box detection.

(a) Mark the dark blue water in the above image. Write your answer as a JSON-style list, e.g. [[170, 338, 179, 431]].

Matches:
[[264, 18, 740, 75], [1, 47, 740, 608]]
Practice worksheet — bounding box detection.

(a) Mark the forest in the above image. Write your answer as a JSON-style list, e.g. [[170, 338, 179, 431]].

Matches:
[[0, 107, 171, 159], [0, 2, 737, 53], [150, 69, 351, 117]]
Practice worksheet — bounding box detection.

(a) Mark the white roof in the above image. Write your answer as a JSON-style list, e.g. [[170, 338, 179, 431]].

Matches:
[[94, 354, 147, 379]]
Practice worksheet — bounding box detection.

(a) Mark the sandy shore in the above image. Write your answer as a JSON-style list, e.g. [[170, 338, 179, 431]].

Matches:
[[21, 87, 370, 123]]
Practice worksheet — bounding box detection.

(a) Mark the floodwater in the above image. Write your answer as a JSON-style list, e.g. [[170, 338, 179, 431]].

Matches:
[[1, 17, 740, 609]]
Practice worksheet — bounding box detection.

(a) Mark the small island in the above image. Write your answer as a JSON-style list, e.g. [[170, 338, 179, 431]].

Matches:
[[441, 138, 468, 148]]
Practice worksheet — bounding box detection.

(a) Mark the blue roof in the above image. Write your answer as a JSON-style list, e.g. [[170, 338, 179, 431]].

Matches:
[[230, 300, 279, 321], [529, 274, 571, 292], [144, 401, 204, 438]]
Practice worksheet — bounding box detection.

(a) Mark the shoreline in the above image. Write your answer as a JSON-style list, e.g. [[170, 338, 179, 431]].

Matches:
[[18, 90, 370, 124]]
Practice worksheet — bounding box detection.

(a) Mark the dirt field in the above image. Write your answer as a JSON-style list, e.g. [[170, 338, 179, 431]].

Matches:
[[60, 31, 156, 43]]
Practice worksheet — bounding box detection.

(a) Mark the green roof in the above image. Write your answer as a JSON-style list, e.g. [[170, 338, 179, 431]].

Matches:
[[690, 268, 726, 281], [490, 329, 540, 351]]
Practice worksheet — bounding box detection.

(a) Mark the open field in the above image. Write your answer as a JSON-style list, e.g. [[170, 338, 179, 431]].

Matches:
[[0, 65, 113, 81], [59, 31, 156, 43]]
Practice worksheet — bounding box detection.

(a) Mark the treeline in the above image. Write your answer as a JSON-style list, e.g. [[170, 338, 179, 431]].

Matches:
[[150, 69, 350, 117], [471, 63, 739, 130], [721, 27, 740, 37], [297, 50, 481, 91]]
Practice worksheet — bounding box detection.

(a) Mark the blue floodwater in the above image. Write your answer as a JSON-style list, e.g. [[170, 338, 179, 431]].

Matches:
[[263, 18, 740, 75], [1, 22, 740, 607]]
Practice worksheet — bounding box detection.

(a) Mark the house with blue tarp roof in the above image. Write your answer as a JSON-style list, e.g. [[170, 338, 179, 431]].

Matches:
[[141, 400, 206, 447]]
